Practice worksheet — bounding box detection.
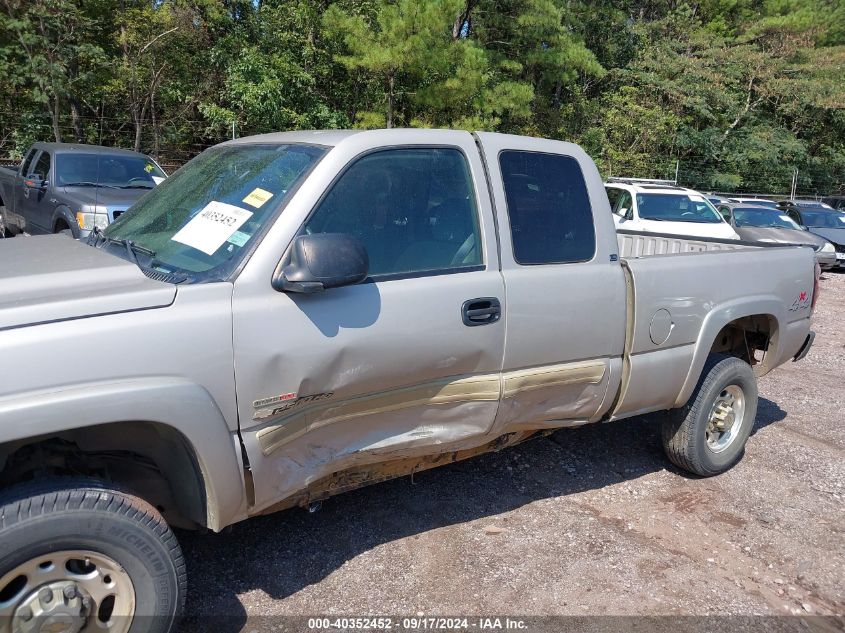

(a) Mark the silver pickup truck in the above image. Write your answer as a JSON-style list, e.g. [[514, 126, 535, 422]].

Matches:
[[0, 142, 166, 238], [0, 130, 816, 632]]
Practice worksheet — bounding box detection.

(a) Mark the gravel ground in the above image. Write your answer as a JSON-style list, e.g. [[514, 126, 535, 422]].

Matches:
[[179, 271, 844, 629]]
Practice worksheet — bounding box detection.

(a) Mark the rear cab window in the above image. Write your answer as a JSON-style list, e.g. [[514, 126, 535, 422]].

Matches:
[[499, 150, 596, 265]]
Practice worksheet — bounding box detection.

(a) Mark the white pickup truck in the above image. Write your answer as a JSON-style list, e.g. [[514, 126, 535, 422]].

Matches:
[[0, 130, 817, 632]]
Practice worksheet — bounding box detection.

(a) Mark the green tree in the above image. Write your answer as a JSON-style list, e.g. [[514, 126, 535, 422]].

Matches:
[[0, 0, 103, 142]]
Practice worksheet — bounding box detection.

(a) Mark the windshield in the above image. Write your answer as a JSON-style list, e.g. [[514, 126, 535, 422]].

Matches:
[[102, 143, 326, 278], [57, 153, 166, 189], [733, 208, 802, 229], [800, 211, 845, 228], [636, 193, 724, 223]]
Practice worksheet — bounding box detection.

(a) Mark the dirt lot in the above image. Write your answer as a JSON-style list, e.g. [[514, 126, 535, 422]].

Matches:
[[179, 271, 844, 627]]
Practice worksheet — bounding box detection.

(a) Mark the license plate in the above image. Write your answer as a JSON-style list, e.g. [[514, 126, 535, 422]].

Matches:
[[836, 252, 845, 260]]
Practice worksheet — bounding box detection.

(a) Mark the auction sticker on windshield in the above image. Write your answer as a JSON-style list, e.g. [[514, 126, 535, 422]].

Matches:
[[242, 187, 274, 209], [172, 201, 253, 255]]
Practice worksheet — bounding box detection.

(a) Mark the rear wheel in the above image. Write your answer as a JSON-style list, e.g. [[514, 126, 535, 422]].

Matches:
[[661, 354, 758, 476], [0, 479, 185, 633]]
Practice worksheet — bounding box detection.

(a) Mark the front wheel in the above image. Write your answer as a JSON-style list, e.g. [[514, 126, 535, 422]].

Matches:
[[0, 479, 185, 633], [662, 354, 758, 476]]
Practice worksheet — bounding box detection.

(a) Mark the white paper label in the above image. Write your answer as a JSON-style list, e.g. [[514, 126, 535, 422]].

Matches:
[[172, 201, 253, 255], [838, 215, 845, 224], [779, 215, 793, 222], [151, 176, 165, 185]]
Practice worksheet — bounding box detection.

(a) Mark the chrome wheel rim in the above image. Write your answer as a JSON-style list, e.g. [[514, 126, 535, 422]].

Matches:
[[706, 384, 746, 453], [0, 549, 135, 633]]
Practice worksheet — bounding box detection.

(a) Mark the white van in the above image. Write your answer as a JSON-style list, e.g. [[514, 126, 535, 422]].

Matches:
[[605, 178, 740, 240]]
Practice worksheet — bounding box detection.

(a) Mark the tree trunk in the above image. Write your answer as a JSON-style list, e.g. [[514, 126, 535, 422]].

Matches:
[[133, 113, 143, 152], [552, 80, 563, 108], [70, 97, 84, 143], [452, 1, 474, 39], [152, 104, 159, 156], [386, 71, 394, 129], [50, 95, 62, 143]]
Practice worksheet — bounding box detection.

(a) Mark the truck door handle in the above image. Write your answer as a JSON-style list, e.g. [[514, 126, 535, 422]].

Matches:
[[462, 297, 501, 326]]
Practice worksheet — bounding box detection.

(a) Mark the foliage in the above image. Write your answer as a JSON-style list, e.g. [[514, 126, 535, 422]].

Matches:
[[0, 0, 843, 194]]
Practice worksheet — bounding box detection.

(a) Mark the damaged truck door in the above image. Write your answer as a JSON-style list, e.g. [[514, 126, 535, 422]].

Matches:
[[233, 135, 506, 513], [476, 134, 627, 434]]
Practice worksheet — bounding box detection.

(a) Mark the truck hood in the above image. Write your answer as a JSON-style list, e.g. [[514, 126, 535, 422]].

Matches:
[[807, 227, 845, 246], [735, 226, 827, 247], [0, 235, 176, 331], [60, 186, 150, 209]]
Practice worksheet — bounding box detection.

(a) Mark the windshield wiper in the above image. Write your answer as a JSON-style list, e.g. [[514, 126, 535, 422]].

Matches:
[[119, 184, 154, 189], [87, 228, 156, 265], [63, 181, 121, 189]]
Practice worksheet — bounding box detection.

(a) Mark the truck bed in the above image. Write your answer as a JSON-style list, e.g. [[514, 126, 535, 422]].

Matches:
[[617, 228, 758, 258], [611, 228, 815, 420]]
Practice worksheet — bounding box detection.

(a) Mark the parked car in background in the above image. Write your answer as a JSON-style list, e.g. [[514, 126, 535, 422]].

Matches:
[[727, 197, 779, 209], [822, 195, 845, 210], [777, 199, 836, 213], [0, 142, 166, 238], [717, 203, 837, 270], [605, 178, 739, 239], [779, 204, 845, 268], [0, 129, 817, 629], [706, 194, 728, 206]]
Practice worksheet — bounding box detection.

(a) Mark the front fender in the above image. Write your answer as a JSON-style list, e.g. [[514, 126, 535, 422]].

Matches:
[[0, 377, 247, 530]]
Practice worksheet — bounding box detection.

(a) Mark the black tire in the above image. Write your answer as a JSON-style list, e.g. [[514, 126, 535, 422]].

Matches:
[[662, 354, 758, 476], [0, 479, 185, 633]]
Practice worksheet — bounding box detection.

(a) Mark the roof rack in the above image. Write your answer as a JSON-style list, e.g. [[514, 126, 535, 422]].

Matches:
[[607, 177, 678, 186]]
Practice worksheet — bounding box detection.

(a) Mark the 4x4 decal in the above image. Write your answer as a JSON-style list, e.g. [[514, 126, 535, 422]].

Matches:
[[789, 291, 811, 311]]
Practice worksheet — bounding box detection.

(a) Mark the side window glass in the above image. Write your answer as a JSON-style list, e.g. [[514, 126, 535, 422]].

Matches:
[[718, 206, 731, 222], [605, 187, 621, 211], [617, 191, 633, 219], [305, 148, 482, 277], [499, 150, 596, 265], [32, 152, 51, 181], [20, 149, 37, 176]]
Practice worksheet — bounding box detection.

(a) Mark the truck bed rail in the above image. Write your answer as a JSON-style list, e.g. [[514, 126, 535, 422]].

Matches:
[[616, 229, 796, 258]]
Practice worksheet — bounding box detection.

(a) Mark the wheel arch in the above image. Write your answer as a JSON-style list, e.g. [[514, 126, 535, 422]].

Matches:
[[0, 378, 247, 531], [673, 298, 784, 409], [51, 205, 79, 237]]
